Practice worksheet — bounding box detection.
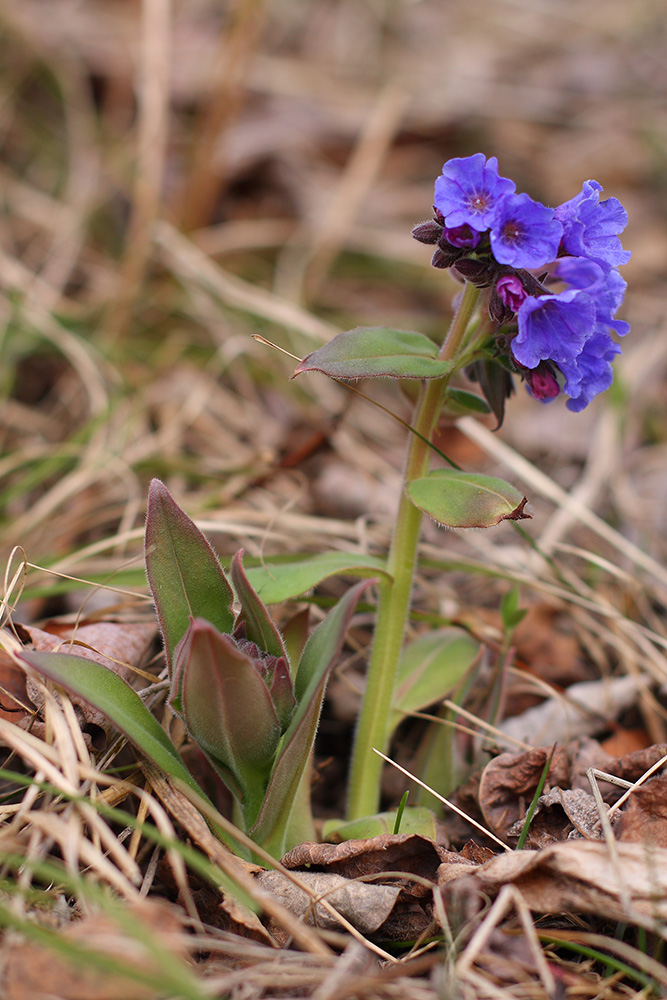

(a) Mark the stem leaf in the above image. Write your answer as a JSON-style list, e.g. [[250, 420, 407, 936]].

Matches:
[[293, 327, 454, 380], [407, 469, 531, 528]]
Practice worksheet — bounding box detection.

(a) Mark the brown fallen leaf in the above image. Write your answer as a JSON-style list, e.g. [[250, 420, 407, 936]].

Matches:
[[506, 786, 602, 848], [281, 833, 450, 884], [0, 648, 32, 723], [256, 870, 402, 936], [443, 840, 667, 931], [12, 621, 156, 750], [615, 772, 667, 847], [478, 746, 570, 842], [3, 899, 187, 1000]]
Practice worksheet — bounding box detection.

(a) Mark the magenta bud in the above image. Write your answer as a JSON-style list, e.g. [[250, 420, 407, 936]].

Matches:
[[496, 274, 527, 311], [442, 224, 481, 249], [525, 362, 560, 400]]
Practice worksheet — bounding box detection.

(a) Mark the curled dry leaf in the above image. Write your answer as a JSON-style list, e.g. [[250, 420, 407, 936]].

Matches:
[[271, 833, 454, 942], [506, 787, 602, 848], [499, 674, 648, 745], [478, 746, 570, 842], [281, 832, 450, 884], [614, 771, 667, 847], [256, 870, 402, 937], [13, 621, 156, 750], [443, 840, 667, 931]]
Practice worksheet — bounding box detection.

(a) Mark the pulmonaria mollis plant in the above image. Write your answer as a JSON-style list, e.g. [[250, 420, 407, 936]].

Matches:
[[294, 153, 630, 822], [413, 153, 630, 415]]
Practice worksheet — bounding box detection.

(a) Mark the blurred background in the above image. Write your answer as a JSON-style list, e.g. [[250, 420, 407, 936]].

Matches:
[[0, 0, 665, 608]]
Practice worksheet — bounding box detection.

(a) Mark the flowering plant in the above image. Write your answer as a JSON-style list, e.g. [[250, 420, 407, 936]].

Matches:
[[13, 154, 630, 858], [295, 153, 629, 820]]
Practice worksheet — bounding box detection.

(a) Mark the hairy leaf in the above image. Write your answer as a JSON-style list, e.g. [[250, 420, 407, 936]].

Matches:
[[407, 469, 530, 528], [292, 327, 453, 380], [145, 480, 234, 670]]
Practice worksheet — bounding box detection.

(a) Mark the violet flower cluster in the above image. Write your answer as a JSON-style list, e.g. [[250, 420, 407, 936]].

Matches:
[[413, 153, 630, 411]]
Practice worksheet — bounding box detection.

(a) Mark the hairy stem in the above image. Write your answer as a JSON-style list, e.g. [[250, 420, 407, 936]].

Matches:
[[346, 281, 480, 819]]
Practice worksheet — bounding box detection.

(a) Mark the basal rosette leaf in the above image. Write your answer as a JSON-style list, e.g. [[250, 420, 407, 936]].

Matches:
[[391, 628, 480, 733], [292, 327, 453, 381], [175, 619, 283, 824], [145, 480, 234, 673], [245, 552, 389, 605], [249, 578, 372, 857], [407, 469, 530, 528], [230, 551, 288, 661]]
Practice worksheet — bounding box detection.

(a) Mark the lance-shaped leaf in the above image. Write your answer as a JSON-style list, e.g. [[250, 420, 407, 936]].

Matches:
[[17, 648, 204, 801], [249, 578, 372, 857], [245, 551, 389, 605], [391, 628, 481, 733], [175, 619, 283, 821], [292, 327, 453, 381], [145, 480, 235, 671], [15, 647, 249, 857], [230, 551, 287, 661], [407, 469, 530, 528]]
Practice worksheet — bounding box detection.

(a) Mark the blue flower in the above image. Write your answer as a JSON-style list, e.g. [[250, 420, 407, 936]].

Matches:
[[554, 257, 630, 337], [555, 180, 631, 270], [513, 257, 628, 409], [434, 153, 515, 232], [559, 332, 622, 412], [490, 192, 563, 268], [513, 289, 596, 371]]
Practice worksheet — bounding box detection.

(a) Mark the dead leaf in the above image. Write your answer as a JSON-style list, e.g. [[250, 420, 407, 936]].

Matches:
[[443, 840, 667, 931], [499, 675, 648, 745], [615, 772, 667, 847], [478, 746, 570, 841], [256, 870, 402, 935], [506, 787, 602, 848], [281, 833, 449, 884], [12, 621, 156, 751], [3, 899, 187, 1000], [0, 648, 31, 723]]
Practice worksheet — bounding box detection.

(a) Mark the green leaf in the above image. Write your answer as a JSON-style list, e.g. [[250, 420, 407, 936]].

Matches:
[[292, 327, 453, 381], [17, 649, 204, 801], [407, 469, 531, 528], [322, 807, 438, 841], [391, 628, 480, 732], [245, 552, 389, 604], [501, 586, 528, 631], [444, 389, 492, 415], [249, 579, 371, 857], [176, 619, 282, 824], [145, 480, 234, 670], [230, 551, 287, 660]]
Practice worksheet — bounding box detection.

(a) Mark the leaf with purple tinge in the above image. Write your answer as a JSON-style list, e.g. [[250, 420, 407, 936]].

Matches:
[[231, 551, 288, 661], [145, 480, 234, 671], [250, 578, 373, 858]]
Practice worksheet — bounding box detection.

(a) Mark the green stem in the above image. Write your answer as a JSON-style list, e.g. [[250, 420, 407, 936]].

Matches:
[[346, 281, 480, 820]]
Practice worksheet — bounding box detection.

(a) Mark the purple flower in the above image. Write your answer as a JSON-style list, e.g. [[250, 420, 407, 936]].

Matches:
[[434, 153, 515, 232], [490, 193, 563, 268], [513, 289, 596, 371], [554, 257, 630, 337], [559, 332, 622, 412], [555, 179, 631, 271]]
